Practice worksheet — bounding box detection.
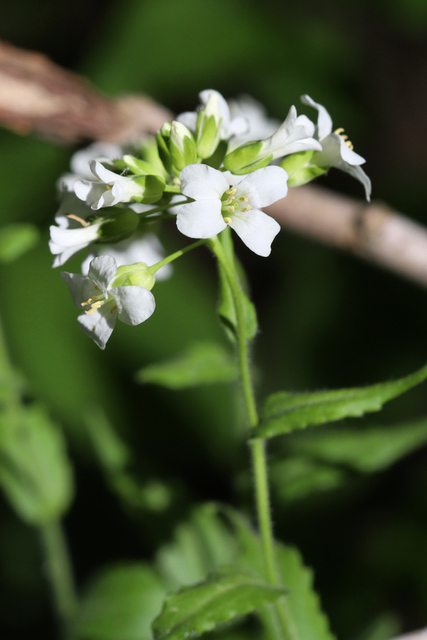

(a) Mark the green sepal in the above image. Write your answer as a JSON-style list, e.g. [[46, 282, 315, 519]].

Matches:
[[196, 114, 221, 160], [169, 122, 197, 172], [152, 566, 286, 640], [135, 341, 238, 389], [256, 362, 427, 439], [202, 140, 228, 170], [132, 174, 166, 204], [156, 129, 173, 175], [223, 141, 272, 174], [112, 262, 155, 290], [280, 151, 327, 186], [97, 209, 140, 244], [123, 154, 162, 177]]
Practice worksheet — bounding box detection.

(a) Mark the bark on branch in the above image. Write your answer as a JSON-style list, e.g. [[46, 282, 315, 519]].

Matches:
[[1, 39, 427, 292]]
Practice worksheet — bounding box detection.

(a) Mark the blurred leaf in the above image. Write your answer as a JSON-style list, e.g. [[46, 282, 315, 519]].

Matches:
[[157, 504, 237, 590], [355, 612, 401, 640], [270, 457, 346, 503], [75, 563, 166, 640], [290, 418, 427, 473], [136, 341, 237, 389], [229, 511, 335, 640], [256, 363, 427, 439], [0, 405, 73, 525], [152, 566, 285, 640], [85, 406, 131, 472], [0, 223, 40, 264]]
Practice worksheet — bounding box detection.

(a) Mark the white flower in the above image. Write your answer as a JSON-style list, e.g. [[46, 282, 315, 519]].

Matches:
[[177, 89, 248, 140], [61, 255, 156, 349], [49, 189, 104, 267], [57, 142, 123, 191], [228, 95, 281, 148], [81, 234, 172, 281], [300, 95, 371, 200], [74, 161, 145, 210], [176, 164, 287, 257], [259, 105, 322, 161]]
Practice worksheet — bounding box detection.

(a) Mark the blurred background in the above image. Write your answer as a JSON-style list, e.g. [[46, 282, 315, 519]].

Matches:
[[1, 0, 427, 638]]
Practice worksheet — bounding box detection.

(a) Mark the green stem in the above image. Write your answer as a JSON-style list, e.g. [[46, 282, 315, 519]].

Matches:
[[149, 238, 209, 274], [40, 520, 77, 638], [210, 234, 292, 639], [138, 199, 188, 218]]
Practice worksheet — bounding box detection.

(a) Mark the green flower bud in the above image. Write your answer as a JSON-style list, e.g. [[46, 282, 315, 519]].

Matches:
[[280, 151, 327, 187], [195, 92, 222, 159], [223, 141, 272, 174], [97, 209, 140, 244], [112, 262, 156, 290], [156, 122, 173, 174], [169, 121, 197, 172], [123, 154, 159, 176]]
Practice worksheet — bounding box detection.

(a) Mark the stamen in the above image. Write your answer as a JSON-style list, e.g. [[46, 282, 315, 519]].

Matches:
[[227, 206, 235, 212], [110, 305, 118, 314], [85, 307, 99, 315], [223, 217, 232, 224], [241, 205, 251, 212], [225, 196, 234, 205], [91, 301, 102, 309], [239, 197, 248, 202], [81, 297, 94, 307], [105, 184, 113, 190], [66, 214, 89, 227], [346, 140, 354, 150], [334, 127, 345, 135], [225, 188, 236, 195]]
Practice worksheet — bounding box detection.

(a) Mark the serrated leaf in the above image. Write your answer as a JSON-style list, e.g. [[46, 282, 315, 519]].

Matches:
[[0, 405, 73, 525], [74, 563, 166, 640], [135, 342, 237, 389], [256, 363, 427, 439], [217, 228, 257, 342], [0, 223, 40, 263], [152, 566, 286, 640], [228, 511, 335, 640]]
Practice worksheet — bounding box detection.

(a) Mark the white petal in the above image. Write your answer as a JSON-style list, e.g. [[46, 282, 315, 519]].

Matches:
[[180, 164, 229, 200], [78, 304, 116, 350], [200, 89, 230, 123], [51, 243, 88, 267], [176, 200, 226, 239], [236, 166, 288, 209], [88, 255, 117, 292], [93, 188, 117, 210], [315, 134, 365, 167], [340, 163, 372, 201], [229, 209, 281, 257], [74, 180, 106, 209], [89, 160, 120, 184], [111, 286, 156, 325], [61, 272, 90, 308], [54, 190, 93, 225], [71, 143, 122, 178], [176, 111, 198, 131], [300, 95, 333, 139], [263, 106, 321, 159], [49, 223, 100, 248]]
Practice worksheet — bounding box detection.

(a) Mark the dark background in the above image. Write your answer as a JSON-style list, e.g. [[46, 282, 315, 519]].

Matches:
[[1, 1, 427, 638]]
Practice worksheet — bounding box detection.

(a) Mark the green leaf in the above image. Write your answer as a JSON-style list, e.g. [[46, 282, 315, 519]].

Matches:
[[74, 563, 166, 640], [228, 511, 335, 640], [152, 566, 286, 640], [0, 405, 73, 525], [217, 228, 257, 342], [256, 363, 427, 439], [270, 457, 346, 503], [290, 418, 427, 473], [0, 223, 40, 263], [135, 341, 237, 389]]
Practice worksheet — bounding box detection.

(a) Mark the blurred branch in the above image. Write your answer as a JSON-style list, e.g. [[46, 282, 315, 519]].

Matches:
[[1, 40, 427, 290], [391, 631, 427, 640]]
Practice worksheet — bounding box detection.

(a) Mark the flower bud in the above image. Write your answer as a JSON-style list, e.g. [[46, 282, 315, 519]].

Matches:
[[223, 141, 272, 174], [195, 92, 221, 159], [156, 122, 173, 174], [122, 154, 158, 176], [169, 121, 197, 172], [112, 262, 156, 290]]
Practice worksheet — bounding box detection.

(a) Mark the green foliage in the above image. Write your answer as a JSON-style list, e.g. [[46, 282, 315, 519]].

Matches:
[[152, 566, 286, 640], [0, 405, 73, 525], [135, 341, 237, 389], [0, 223, 40, 263], [256, 363, 427, 439], [74, 563, 166, 640]]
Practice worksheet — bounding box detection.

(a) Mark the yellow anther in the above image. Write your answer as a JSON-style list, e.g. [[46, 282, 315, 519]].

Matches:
[[227, 206, 235, 212], [85, 307, 98, 315], [105, 184, 113, 190], [225, 196, 234, 205], [91, 301, 102, 309], [346, 140, 354, 150], [334, 127, 345, 135], [241, 205, 251, 212], [223, 217, 232, 224], [239, 196, 248, 202], [340, 134, 348, 140], [110, 304, 118, 314], [225, 188, 236, 195], [66, 214, 89, 227], [94, 286, 101, 290], [81, 297, 94, 307]]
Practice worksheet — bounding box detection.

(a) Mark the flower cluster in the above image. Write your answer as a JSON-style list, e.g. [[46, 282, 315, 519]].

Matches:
[[50, 90, 371, 347]]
